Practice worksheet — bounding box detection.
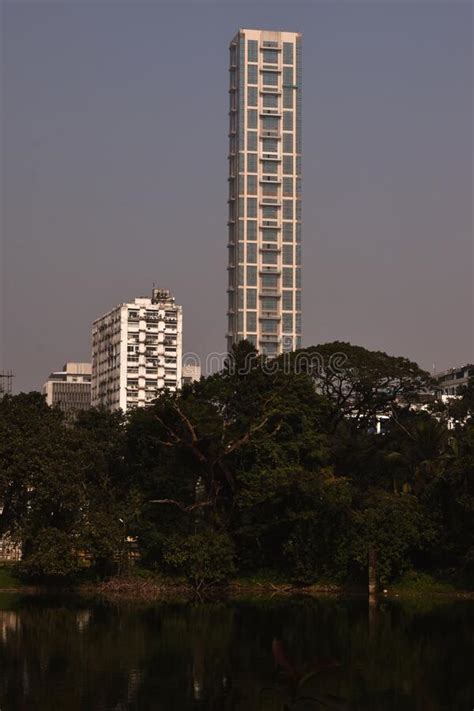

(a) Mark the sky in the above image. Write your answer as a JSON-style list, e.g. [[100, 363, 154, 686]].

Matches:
[[1, 0, 472, 393]]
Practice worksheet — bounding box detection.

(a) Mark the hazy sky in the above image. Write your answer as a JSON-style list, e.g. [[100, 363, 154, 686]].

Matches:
[[1, 0, 473, 393]]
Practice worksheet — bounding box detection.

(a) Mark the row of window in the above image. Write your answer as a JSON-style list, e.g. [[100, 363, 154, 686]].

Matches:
[[243, 132, 296, 153], [246, 112, 294, 131], [234, 243, 301, 265], [246, 39, 294, 65], [247, 66, 295, 86], [234, 265, 302, 287]]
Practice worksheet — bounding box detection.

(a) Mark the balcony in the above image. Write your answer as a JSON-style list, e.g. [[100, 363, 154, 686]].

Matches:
[[260, 129, 280, 138], [261, 243, 281, 251], [261, 153, 280, 160], [260, 311, 281, 319], [259, 265, 281, 274]]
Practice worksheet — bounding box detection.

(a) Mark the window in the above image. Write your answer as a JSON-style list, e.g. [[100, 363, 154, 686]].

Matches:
[[247, 243, 257, 263], [247, 220, 257, 240], [262, 49, 278, 64], [262, 274, 279, 287], [283, 244, 293, 265], [283, 156, 293, 174], [247, 198, 257, 217], [238, 174, 244, 194], [283, 111, 293, 131], [283, 314, 293, 332], [283, 268, 293, 287], [283, 42, 294, 65], [261, 115, 279, 130], [296, 267, 302, 287], [262, 183, 278, 196], [283, 133, 293, 153], [261, 297, 278, 311], [247, 132, 257, 151], [248, 40, 258, 62], [238, 220, 244, 239], [248, 65, 258, 84], [262, 71, 278, 86], [238, 288, 244, 308], [283, 67, 293, 85], [247, 153, 257, 172], [262, 205, 279, 219], [283, 223, 293, 242], [262, 138, 278, 153], [247, 175, 257, 194], [247, 109, 258, 129], [262, 251, 278, 264], [262, 160, 278, 174], [283, 177, 293, 197], [247, 288, 257, 308], [261, 319, 277, 333], [238, 241, 245, 262], [261, 228, 279, 241], [283, 88, 293, 109], [263, 93, 278, 108], [283, 200, 293, 219], [247, 312, 257, 331], [247, 266, 257, 285], [296, 290, 301, 310], [247, 87, 258, 106], [282, 290, 293, 309]]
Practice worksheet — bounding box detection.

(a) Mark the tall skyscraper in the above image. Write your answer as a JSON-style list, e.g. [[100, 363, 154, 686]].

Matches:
[[91, 288, 182, 412], [227, 29, 302, 357]]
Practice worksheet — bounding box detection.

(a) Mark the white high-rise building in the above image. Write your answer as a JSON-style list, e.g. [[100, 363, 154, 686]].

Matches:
[[227, 29, 302, 357], [91, 288, 182, 412]]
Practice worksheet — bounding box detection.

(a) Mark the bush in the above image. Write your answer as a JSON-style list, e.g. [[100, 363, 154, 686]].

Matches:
[[19, 528, 81, 581], [163, 531, 236, 589]]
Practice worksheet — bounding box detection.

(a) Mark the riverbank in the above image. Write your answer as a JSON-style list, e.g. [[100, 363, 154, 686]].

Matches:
[[1, 565, 473, 600]]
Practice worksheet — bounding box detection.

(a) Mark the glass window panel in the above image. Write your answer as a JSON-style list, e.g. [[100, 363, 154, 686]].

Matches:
[[261, 297, 278, 310], [263, 93, 278, 108], [283, 245, 293, 265], [262, 183, 278, 196], [247, 288, 257, 308], [262, 71, 278, 86], [247, 65, 258, 84], [262, 160, 278, 174], [261, 228, 279, 241], [283, 133, 293, 153], [247, 175, 257, 194], [247, 266, 257, 285], [283, 314, 293, 332], [283, 88, 293, 109], [247, 243, 257, 263], [283, 268, 293, 287], [262, 274, 278, 287], [283, 111, 293, 131], [238, 288, 244, 308], [248, 40, 258, 62], [247, 153, 257, 172], [283, 67, 293, 85], [247, 312, 257, 332], [283, 156, 293, 174], [261, 319, 278, 333], [247, 220, 257, 240], [262, 205, 279, 219], [283, 223, 293, 242], [247, 198, 257, 217], [262, 251, 278, 264], [262, 49, 278, 64], [283, 200, 293, 219], [247, 87, 258, 106], [261, 115, 279, 130], [262, 138, 279, 153], [282, 290, 293, 309], [283, 42, 294, 65], [283, 178, 293, 197], [247, 109, 258, 129], [247, 132, 257, 151]]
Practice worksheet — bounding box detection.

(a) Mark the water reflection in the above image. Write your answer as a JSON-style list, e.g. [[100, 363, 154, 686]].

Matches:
[[0, 595, 472, 710]]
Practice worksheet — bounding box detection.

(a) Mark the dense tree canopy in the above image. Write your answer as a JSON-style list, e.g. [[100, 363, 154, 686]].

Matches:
[[0, 342, 472, 588]]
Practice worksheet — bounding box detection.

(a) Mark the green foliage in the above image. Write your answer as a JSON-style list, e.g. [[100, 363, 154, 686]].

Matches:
[[19, 528, 81, 580], [1, 342, 473, 589], [162, 531, 236, 588]]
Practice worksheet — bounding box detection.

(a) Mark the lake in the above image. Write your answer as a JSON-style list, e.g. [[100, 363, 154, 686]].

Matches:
[[0, 593, 472, 710]]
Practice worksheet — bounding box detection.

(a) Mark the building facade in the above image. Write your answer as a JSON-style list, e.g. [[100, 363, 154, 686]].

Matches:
[[43, 362, 91, 418], [227, 28, 302, 357], [91, 288, 182, 412], [182, 362, 201, 386], [435, 364, 474, 397]]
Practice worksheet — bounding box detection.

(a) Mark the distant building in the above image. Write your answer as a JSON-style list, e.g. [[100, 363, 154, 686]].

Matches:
[[227, 28, 302, 357], [435, 364, 474, 397], [91, 287, 182, 412], [182, 363, 201, 386], [43, 362, 91, 418]]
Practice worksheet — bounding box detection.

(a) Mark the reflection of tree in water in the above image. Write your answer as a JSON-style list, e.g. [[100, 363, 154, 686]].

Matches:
[[0, 596, 472, 710]]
